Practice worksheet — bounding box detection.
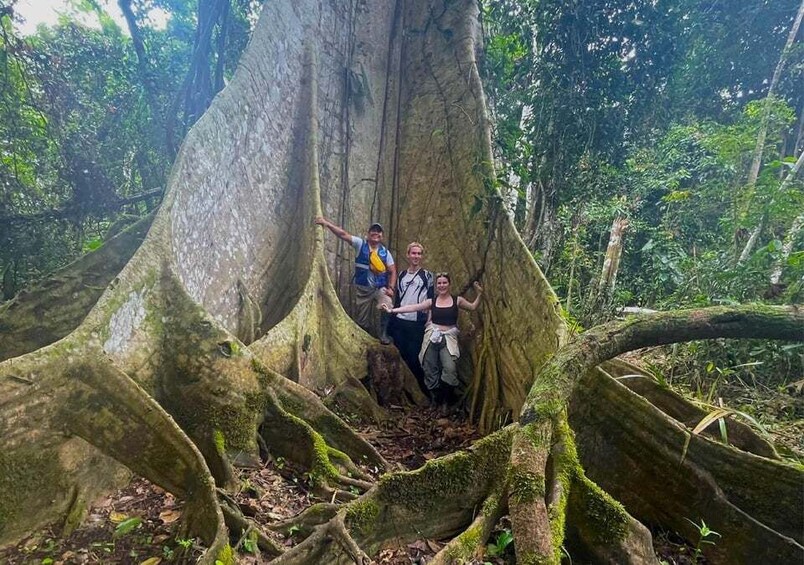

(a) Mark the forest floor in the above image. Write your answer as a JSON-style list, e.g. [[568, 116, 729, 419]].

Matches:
[[0, 405, 487, 565], [2, 373, 799, 565]]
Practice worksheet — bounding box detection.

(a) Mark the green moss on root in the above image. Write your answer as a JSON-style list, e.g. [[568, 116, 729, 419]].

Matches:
[[344, 498, 380, 534], [510, 467, 545, 504], [377, 429, 512, 512], [574, 474, 629, 543], [548, 417, 577, 553], [215, 543, 235, 564], [446, 521, 483, 560], [213, 429, 226, 456], [517, 551, 553, 565]]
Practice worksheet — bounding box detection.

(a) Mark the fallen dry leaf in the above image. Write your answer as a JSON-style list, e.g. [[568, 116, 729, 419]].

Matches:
[[407, 540, 428, 551], [108, 511, 128, 523], [158, 509, 181, 524]]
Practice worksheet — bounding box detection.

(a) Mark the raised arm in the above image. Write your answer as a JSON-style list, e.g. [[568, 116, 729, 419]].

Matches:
[[457, 281, 483, 311], [314, 216, 353, 243], [382, 298, 432, 314]]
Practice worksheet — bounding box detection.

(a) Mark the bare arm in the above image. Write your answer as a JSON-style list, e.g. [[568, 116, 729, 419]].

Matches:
[[385, 263, 398, 297], [457, 281, 483, 311], [382, 299, 432, 314], [314, 216, 353, 243]]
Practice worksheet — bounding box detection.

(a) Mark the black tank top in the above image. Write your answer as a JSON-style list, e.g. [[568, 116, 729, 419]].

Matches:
[[431, 295, 458, 326]]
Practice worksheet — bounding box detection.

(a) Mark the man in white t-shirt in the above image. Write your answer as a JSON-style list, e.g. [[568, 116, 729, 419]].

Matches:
[[315, 216, 397, 343], [389, 242, 433, 391]]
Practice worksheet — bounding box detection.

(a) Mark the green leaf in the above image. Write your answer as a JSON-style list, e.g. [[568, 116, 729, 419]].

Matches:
[[114, 516, 142, 536], [691, 408, 730, 436]]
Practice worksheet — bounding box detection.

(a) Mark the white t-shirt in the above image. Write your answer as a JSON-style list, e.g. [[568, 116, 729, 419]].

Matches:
[[395, 268, 433, 322]]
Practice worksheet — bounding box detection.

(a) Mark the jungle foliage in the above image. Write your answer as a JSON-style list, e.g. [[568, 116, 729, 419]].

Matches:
[[481, 0, 804, 388], [0, 1, 801, 563], [482, 0, 803, 313], [0, 0, 262, 298]]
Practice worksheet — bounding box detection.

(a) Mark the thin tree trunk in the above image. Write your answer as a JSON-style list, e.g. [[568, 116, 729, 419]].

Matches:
[[769, 150, 804, 283], [738, 214, 767, 264], [795, 99, 804, 156], [564, 212, 583, 315], [597, 215, 628, 304], [214, 0, 230, 93], [736, 0, 804, 261], [770, 211, 804, 285], [744, 0, 804, 190], [118, 0, 161, 128], [740, 149, 804, 263]]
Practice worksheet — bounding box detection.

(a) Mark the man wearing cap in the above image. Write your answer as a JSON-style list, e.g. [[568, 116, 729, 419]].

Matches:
[[315, 216, 397, 344]]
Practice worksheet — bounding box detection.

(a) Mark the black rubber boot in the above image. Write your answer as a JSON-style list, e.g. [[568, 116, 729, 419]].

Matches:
[[439, 384, 456, 415], [427, 387, 440, 408], [379, 312, 392, 345]]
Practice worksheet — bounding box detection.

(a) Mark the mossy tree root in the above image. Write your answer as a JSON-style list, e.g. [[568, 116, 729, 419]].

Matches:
[[254, 358, 388, 472], [268, 512, 371, 565], [266, 503, 340, 540], [570, 366, 804, 563], [0, 346, 230, 563], [259, 388, 375, 499], [217, 490, 285, 557], [512, 305, 804, 564], [565, 471, 657, 564], [265, 427, 514, 563], [508, 420, 554, 563], [428, 483, 508, 564], [554, 415, 658, 565]]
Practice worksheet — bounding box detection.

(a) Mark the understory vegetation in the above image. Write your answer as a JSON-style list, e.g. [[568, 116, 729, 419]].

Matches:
[[481, 0, 803, 396], [0, 0, 263, 297]]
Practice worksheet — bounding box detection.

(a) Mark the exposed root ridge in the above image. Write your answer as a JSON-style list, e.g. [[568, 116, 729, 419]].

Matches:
[[267, 503, 340, 539], [430, 484, 508, 564], [269, 511, 370, 565], [260, 389, 375, 496], [218, 490, 284, 557]]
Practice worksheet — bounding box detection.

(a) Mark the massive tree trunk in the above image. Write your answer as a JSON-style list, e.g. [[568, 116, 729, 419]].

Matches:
[[1, 1, 801, 564]]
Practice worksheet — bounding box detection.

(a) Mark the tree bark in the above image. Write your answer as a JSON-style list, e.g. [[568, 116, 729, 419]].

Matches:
[[740, 148, 804, 264], [743, 0, 804, 191], [0, 1, 801, 564], [597, 215, 628, 302]]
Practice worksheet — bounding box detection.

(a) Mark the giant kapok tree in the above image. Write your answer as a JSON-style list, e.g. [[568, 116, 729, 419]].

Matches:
[[1, 1, 801, 563]]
